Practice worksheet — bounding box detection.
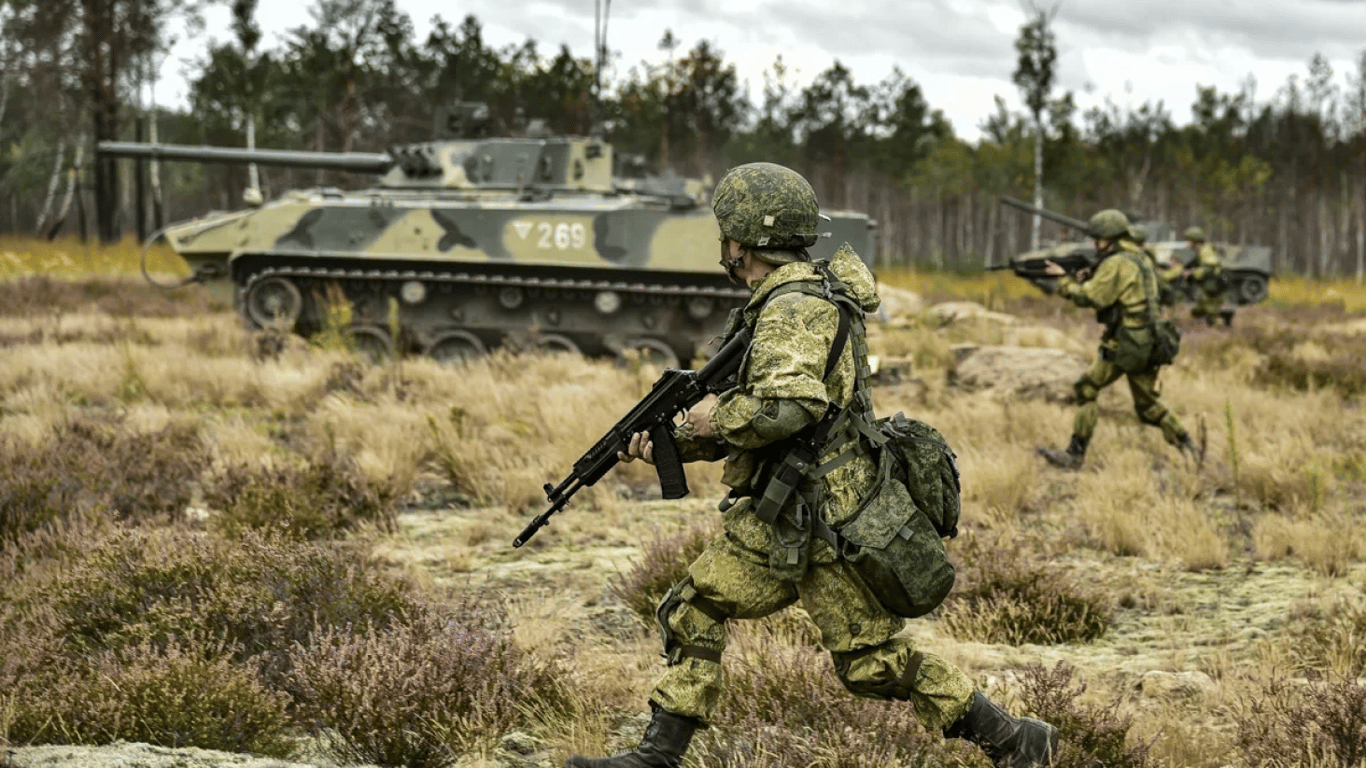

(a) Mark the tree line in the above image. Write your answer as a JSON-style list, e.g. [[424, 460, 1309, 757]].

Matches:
[[2, 0, 1365, 278]]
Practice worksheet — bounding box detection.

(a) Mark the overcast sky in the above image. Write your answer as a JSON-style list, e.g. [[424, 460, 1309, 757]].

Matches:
[[158, 0, 1366, 143]]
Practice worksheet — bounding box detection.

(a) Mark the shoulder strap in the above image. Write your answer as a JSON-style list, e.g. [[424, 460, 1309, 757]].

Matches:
[[755, 265, 858, 382], [1122, 249, 1159, 324]]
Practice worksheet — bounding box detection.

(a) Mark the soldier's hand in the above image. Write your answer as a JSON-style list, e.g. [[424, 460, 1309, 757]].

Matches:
[[618, 431, 655, 465], [1075, 268, 1091, 282], [1042, 260, 1066, 277], [686, 394, 719, 439]]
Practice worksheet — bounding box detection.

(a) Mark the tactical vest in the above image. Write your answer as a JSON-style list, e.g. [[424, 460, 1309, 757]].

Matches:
[[733, 263, 959, 616]]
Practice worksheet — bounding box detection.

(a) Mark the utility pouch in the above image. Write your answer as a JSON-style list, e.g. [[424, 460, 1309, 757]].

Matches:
[[1150, 317, 1182, 367], [836, 471, 955, 619], [1111, 324, 1155, 373], [1203, 268, 1230, 294]]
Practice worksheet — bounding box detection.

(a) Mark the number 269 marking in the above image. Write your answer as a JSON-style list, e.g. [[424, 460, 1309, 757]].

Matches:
[[536, 222, 587, 250]]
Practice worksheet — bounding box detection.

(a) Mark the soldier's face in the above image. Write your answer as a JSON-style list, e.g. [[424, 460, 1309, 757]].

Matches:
[[719, 238, 744, 282]]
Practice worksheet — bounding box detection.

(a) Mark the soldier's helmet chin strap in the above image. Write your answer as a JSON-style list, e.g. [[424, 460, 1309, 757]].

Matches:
[[720, 239, 746, 283]]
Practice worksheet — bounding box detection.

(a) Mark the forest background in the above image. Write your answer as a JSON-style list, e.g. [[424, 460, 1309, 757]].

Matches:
[[1, 0, 1365, 278]]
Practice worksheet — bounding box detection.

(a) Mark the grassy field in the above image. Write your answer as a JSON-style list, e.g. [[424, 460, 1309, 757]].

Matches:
[[2, 236, 1365, 768]]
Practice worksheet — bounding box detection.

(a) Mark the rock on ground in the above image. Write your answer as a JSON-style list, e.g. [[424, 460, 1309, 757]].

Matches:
[[928, 301, 1019, 327], [948, 344, 1089, 402], [7, 742, 367, 768], [875, 283, 925, 321]]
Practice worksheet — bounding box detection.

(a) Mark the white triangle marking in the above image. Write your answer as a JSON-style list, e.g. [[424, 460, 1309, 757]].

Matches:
[[514, 221, 533, 239]]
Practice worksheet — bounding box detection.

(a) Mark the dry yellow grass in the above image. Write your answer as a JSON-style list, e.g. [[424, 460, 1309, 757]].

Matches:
[[4, 251, 1366, 767], [0, 234, 188, 279]]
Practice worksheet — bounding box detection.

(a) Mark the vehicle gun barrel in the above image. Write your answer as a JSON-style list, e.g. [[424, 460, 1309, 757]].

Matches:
[[96, 141, 394, 174], [998, 195, 1095, 237]]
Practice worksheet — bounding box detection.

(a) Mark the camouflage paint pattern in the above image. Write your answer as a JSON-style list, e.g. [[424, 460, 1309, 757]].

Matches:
[[118, 136, 876, 364], [656, 243, 975, 730]]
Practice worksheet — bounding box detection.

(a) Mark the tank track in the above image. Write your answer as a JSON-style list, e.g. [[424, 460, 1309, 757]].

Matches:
[[239, 265, 749, 365], [243, 265, 750, 300]]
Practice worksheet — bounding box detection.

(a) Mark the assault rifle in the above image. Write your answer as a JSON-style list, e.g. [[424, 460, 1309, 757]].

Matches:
[[513, 327, 752, 547], [989, 196, 1101, 282], [986, 250, 1099, 281]]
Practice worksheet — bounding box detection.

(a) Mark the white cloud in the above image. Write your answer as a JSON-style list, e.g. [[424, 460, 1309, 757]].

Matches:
[[157, 0, 1366, 143]]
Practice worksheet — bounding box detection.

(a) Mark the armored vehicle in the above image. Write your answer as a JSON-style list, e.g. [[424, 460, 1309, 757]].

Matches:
[[995, 196, 1272, 305], [99, 124, 876, 367]]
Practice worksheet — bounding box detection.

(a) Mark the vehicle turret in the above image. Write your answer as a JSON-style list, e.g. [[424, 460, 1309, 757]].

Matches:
[[97, 135, 620, 195]]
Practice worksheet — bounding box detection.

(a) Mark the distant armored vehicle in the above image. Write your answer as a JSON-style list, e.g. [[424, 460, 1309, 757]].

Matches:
[[99, 115, 875, 367], [994, 196, 1272, 305]]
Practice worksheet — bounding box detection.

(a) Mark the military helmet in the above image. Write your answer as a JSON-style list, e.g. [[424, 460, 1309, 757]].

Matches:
[[1128, 224, 1149, 244], [1183, 226, 1207, 242], [712, 162, 820, 260], [1088, 209, 1131, 240]]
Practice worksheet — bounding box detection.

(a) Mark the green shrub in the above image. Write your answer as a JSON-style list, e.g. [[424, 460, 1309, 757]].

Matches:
[[1234, 672, 1366, 768], [692, 624, 973, 768], [6, 526, 420, 686], [289, 600, 571, 767], [940, 536, 1111, 645], [1014, 661, 1150, 768], [204, 446, 396, 540], [0, 417, 208, 548], [607, 522, 715, 624], [5, 638, 291, 756]]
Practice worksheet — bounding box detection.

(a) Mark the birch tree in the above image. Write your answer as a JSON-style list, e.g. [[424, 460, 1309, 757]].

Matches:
[[1012, 1, 1060, 249]]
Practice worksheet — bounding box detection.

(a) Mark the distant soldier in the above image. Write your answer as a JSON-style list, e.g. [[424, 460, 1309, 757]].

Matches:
[[1128, 224, 1178, 308], [1037, 209, 1200, 470], [1182, 226, 1233, 327]]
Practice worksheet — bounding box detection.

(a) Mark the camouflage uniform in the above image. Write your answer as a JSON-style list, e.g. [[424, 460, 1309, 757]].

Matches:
[[655, 243, 974, 729], [1039, 210, 1198, 469], [1184, 227, 1230, 326], [1129, 224, 1178, 308], [567, 162, 1058, 768]]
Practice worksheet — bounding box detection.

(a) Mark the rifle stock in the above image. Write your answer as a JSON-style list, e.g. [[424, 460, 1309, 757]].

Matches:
[[513, 327, 752, 548]]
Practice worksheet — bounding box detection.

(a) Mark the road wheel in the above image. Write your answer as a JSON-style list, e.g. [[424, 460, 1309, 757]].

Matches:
[[1236, 274, 1269, 304], [615, 338, 680, 370], [345, 325, 393, 363], [533, 333, 580, 357], [244, 276, 303, 330], [426, 330, 486, 365]]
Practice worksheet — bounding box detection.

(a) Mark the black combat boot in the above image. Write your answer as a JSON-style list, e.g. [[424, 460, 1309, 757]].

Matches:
[[564, 703, 699, 768], [944, 691, 1059, 768], [1037, 435, 1087, 470], [1219, 308, 1235, 327], [1177, 433, 1205, 469]]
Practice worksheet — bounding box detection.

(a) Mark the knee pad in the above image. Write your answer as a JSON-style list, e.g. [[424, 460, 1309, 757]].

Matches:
[[832, 644, 924, 701], [655, 578, 727, 667], [1073, 378, 1100, 404], [1139, 403, 1167, 426]]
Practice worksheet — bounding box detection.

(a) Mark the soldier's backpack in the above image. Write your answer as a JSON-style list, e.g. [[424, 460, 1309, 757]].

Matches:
[[872, 413, 961, 539], [833, 413, 960, 618]]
